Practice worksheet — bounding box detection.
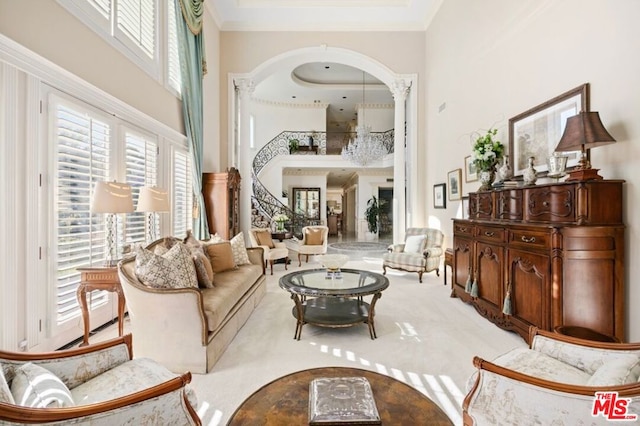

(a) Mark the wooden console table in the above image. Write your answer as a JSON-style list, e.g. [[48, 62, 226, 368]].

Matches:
[[227, 367, 452, 425], [76, 266, 125, 347]]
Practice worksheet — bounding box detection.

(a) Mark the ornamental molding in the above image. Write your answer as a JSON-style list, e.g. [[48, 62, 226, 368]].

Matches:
[[251, 97, 328, 109]]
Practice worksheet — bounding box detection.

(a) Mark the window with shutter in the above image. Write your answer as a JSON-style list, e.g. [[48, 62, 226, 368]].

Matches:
[[53, 99, 112, 325], [115, 0, 156, 60], [167, 0, 182, 94], [173, 149, 192, 238], [124, 130, 158, 245]]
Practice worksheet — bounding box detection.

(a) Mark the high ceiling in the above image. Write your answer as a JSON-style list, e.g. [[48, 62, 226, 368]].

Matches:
[[208, 0, 442, 32], [207, 0, 441, 188]]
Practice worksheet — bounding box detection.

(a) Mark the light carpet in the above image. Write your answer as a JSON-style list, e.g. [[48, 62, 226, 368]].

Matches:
[[187, 256, 526, 425]]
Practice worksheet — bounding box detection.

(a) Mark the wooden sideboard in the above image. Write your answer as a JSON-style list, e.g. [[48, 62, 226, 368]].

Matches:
[[452, 180, 625, 342], [202, 168, 241, 240]]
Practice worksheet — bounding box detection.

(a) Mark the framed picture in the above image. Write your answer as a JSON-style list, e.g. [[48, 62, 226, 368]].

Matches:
[[447, 169, 462, 201], [509, 83, 589, 178], [461, 196, 469, 219], [464, 155, 478, 182], [433, 183, 446, 209]]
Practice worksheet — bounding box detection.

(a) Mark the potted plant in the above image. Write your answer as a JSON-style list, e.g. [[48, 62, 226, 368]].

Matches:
[[472, 128, 504, 191], [364, 196, 380, 239], [288, 138, 299, 154]]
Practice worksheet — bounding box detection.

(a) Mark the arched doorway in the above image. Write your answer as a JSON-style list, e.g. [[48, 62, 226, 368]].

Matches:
[[230, 46, 418, 244]]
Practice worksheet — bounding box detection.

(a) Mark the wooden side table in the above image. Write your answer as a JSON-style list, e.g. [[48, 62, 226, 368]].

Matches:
[[76, 266, 125, 347]]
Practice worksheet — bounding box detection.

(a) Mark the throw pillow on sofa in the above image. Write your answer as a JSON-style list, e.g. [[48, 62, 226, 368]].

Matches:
[[135, 243, 198, 289], [230, 232, 251, 265], [193, 250, 215, 288], [205, 242, 237, 273]]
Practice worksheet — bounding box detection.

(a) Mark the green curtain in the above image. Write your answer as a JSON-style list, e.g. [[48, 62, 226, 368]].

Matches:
[[175, 0, 209, 239]]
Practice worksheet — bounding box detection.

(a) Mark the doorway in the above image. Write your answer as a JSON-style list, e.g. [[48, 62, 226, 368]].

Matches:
[[378, 188, 393, 239]]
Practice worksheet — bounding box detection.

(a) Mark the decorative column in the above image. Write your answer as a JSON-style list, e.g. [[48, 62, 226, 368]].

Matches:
[[391, 79, 410, 244], [236, 78, 255, 240]]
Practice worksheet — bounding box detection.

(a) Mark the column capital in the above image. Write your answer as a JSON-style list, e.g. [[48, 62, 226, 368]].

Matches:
[[391, 79, 411, 102], [235, 78, 255, 96]]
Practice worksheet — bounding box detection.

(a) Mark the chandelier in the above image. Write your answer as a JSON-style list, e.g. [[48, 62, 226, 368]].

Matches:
[[341, 72, 388, 166]]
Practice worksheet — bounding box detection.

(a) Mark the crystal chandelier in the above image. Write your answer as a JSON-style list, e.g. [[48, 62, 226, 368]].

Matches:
[[341, 72, 388, 166]]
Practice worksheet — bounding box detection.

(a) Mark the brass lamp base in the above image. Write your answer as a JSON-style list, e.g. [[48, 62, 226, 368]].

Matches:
[[565, 167, 604, 181]]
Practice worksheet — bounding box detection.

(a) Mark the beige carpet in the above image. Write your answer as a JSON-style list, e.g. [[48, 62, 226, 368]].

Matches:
[[184, 256, 526, 425]]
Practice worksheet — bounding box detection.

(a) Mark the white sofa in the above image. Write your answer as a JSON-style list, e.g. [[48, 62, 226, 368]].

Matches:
[[464, 327, 640, 425], [118, 239, 266, 374], [0, 334, 200, 425]]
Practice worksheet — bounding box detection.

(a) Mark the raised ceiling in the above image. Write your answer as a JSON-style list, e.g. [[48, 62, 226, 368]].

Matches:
[[208, 0, 442, 32]]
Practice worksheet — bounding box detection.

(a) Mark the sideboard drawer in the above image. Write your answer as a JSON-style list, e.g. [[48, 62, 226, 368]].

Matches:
[[453, 222, 474, 237], [508, 228, 550, 250], [476, 225, 506, 243], [525, 186, 575, 223]]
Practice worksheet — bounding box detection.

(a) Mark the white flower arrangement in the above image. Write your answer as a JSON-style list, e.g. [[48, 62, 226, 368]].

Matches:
[[273, 213, 289, 222]]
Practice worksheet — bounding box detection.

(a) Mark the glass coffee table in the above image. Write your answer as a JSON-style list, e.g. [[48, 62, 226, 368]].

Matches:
[[279, 268, 389, 340]]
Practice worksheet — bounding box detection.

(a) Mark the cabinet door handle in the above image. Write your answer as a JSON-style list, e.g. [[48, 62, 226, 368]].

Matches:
[[521, 235, 536, 243], [484, 231, 495, 237], [458, 227, 468, 233]]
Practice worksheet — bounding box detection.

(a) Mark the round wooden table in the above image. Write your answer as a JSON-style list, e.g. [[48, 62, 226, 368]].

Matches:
[[227, 367, 453, 425]]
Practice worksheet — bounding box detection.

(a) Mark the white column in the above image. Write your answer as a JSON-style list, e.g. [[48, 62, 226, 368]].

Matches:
[[235, 78, 254, 241], [391, 79, 410, 244]]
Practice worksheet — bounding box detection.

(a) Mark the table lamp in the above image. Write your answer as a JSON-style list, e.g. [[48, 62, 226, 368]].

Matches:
[[136, 186, 170, 243], [554, 111, 616, 181], [91, 181, 134, 266]]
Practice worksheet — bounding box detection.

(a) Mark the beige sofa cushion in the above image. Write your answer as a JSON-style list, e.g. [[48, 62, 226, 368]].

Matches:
[[205, 242, 237, 273], [493, 347, 591, 385], [201, 263, 263, 332]]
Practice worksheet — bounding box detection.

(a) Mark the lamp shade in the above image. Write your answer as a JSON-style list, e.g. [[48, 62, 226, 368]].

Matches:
[[555, 111, 616, 152], [90, 181, 134, 214], [136, 186, 170, 212]]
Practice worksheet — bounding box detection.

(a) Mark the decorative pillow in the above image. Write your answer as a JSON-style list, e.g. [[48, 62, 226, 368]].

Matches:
[[305, 228, 324, 246], [10, 363, 74, 408], [205, 242, 237, 273], [183, 230, 204, 254], [135, 243, 198, 289], [230, 232, 251, 265], [0, 365, 15, 405], [587, 355, 640, 386], [153, 244, 169, 256], [193, 250, 214, 288], [162, 236, 182, 249], [254, 230, 275, 248], [205, 233, 225, 244], [404, 235, 426, 253]]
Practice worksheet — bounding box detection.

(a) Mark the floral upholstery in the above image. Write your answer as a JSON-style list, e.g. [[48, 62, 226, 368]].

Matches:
[[464, 327, 640, 425], [382, 227, 444, 282], [0, 335, 200, 425]]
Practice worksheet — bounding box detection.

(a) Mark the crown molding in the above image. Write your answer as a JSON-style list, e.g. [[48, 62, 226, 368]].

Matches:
[[252, 97, 329, 109]]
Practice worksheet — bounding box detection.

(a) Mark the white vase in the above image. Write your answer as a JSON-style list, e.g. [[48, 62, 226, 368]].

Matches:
[[479, 170, 494, 191], [523, 156, 537, 186]]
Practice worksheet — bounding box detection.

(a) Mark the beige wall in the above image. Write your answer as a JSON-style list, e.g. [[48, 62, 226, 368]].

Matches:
[[425, 0, 640, 340]]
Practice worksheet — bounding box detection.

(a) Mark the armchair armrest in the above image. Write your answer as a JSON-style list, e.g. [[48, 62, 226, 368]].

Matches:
[[390, 243, 405, 253], [423, 247, 443, 258], [463, 356, 640, 426]]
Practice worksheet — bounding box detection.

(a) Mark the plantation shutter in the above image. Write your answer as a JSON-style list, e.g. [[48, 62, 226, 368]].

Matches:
[[116, 0, 156, 60], [173, 149, 192, 238], [54, 101, 111, 324], [167, 0, 181, 93], [87, 0, 111, 19], [125, 131, 158, 245]]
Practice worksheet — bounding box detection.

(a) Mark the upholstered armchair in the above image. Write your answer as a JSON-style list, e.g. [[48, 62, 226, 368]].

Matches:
[[464, 326, 640, 425], [294, 225, 329, 266], [0, 334, 200, 425], [249, 227, 289, 275], [382, 227, 444, 282]]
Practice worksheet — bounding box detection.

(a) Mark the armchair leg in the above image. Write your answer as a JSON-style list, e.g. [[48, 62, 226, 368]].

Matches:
[[285, 257, 288, 270], [298, 253, 302, 267], [382, 265, 387, 275], [435, 268, 440, 277], [418, 271, 423, 283], [269, 260, 274, 275]]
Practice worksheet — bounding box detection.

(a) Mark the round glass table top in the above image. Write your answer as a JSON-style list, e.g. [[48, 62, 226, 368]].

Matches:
[[279, 268, 389, 297]]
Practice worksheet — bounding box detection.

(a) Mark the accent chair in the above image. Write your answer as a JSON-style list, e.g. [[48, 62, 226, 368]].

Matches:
[[295, 225, 329, 266], [463, 326, 640, 425], [382, 227, 444, 283], [249, 227, 289, 275]]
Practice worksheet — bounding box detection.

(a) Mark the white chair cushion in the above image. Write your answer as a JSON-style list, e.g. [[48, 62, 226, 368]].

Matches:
[[587, 354, 640, 386], [493, 347, 591, 385], [404, 235, 426, 253], [11, 362, 75, 408]]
